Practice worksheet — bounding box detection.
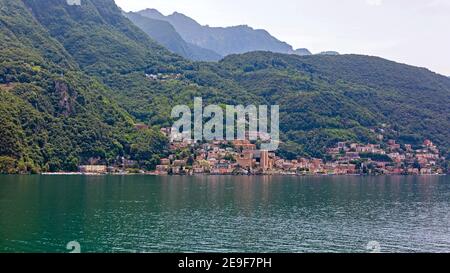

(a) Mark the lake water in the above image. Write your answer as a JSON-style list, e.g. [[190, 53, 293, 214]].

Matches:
[[0, 175, 449, 253]]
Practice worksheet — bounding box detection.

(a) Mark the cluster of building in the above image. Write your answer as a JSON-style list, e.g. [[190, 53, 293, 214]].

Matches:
[[325, 139, 446, 175], [155, 127, 447, 175], [145, 73, 182, 81], [154, 139, 275, 175], [78, 157, 138, 175], [77, 127, 447, 176]]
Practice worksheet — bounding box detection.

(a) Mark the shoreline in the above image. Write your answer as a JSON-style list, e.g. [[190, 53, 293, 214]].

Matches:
[[26, 172, 449, 177]]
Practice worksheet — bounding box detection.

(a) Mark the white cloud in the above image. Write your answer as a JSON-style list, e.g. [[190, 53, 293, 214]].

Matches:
[[427, 0, 450, 7], [366, 0, 383, 6]]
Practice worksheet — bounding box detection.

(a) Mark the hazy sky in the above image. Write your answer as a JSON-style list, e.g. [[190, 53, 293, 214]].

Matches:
[[115, 0, 450, 76]]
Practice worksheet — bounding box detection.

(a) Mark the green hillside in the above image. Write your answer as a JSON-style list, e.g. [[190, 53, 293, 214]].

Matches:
[[218, 52, 450, 157], [1, 0, 449, 173], [22, 0, 260, 122], [0, 0, 167, 173]]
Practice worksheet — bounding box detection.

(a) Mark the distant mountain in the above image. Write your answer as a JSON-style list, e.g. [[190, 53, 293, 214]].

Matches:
[[319, 51, 340, 56], [124, 12, 222, 61], [292, 48, 312, 56], [137, 8, 298, 56]]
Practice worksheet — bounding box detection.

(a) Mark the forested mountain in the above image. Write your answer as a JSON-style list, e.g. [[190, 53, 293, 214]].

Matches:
[[124, 12, 222, 61], [219, 52, 450, 157], [137, 8, 300, 57], [1, 0, 449, 173], [0, 0, 167, 173], [292, 48, 312, 56]]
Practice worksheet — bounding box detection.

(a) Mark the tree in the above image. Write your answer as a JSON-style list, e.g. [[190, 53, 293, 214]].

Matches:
[[187, 156, 195, 166], [0, 156, 16, 174]]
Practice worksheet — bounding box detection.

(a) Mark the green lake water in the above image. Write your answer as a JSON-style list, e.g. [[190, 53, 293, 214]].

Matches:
[[0, 175, 449, 253]]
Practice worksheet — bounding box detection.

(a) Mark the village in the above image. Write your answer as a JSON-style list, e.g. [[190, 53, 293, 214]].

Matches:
[[77, 127, 448, 176]]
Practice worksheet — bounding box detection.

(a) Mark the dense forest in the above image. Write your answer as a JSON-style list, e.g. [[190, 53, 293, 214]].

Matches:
[[1, 0, 449, 173], [0, 0, 167, 173]]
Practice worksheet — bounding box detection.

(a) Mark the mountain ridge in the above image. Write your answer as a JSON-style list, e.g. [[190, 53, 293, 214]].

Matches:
[[137, 8, 305, 57], [124, 11, 222, 61]]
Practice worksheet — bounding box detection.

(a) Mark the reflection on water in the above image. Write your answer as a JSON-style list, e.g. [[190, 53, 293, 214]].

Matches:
[[0, 175, 449, 253]]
